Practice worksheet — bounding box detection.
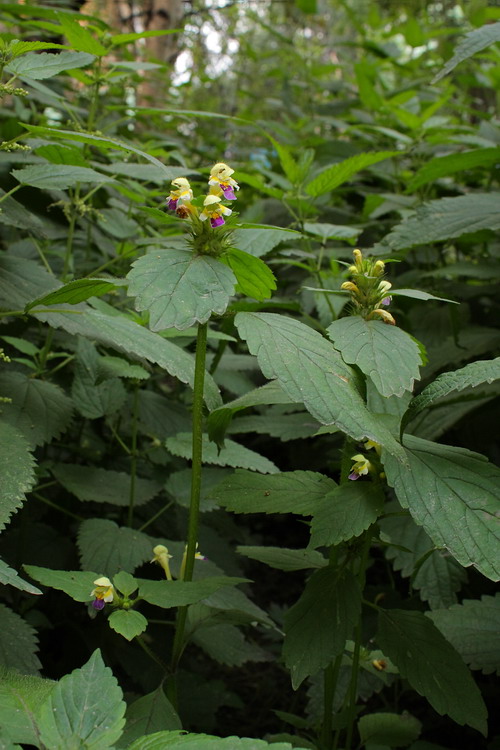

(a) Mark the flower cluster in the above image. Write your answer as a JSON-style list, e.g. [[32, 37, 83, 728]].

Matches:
[[341, 249, 396, 325], [166, 162, 239, 230]]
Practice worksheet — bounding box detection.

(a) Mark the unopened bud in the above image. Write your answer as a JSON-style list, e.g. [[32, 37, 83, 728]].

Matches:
[[370, 308, 396, 325]]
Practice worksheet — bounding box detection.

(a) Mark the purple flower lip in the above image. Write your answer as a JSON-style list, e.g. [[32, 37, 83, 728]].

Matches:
[[167, 198, 178, 211], [381, 296, 392, 306], [221, 185, 237, 200], [348, 471, 360, 481], [92, 598, 105, 610], [211, 216, 225, 228]]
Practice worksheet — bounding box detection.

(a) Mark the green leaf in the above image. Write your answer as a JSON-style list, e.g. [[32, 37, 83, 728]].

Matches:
[[127, 730, 312, 749], [52, 463, 161, 507], [224, 247, 276, 301], [0, 669, 55, 746], [235, 312, 406, 461], [35, 143, 89, 166], [310, 482, 384, 548], [192, 624, 268, 666], [358, 712, 422, 747], [237, 546, 327, 571], [116, 688, 181, 749], [306, 151, 398, 197], [327, 317, 423, 398], [5, 50, 94, 79], [0, 422, 35, 532], [0, 558, 41, 595], [0, 371, 73, 448], [384, 194, 500, 250], [166, 433, 278, 474], [127, 249, 236, 331], [23, 566, 98, 602], [0, 604, 41, 674], [382, 435, 500, 581], [376, 609, 487, 734], [283, 568, 361, 688], [389, 289, 458, 304], [7, 40, 69, 58], [228, 411, 321, 442], [429, 594, 500, 676], [303, 222, 361, 241], [111, 29, 181, 46], [78, 519, 154, 576], [37, 649, 126, 749], [232, 226, 300, 258], [432, 21, 500, 82], [210, 469, 336, 515], [108, 610, 148, 641], [72, 337, 126, 418], [24, 278, 122, 312], [12, 164, 112, 190], [137, 577, 247, 609], [0, 188, 44, 232], [113, 571, 138, 597], [407, 148, 500, 192], [98, 355, 150, 380], [56, 13, 107, 56]]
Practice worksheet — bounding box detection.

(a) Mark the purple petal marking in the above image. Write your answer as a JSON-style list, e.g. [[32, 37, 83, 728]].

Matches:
[[167, 198, 178, 211], [92, 598, 105, 610], [211, 216, 225, 228], [381, 296, 392, 306], [222, 186, 236, 200], [348, 472, 360, 481]]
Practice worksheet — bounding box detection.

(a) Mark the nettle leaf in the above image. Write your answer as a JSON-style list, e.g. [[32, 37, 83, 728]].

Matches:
[[303, 222, 361, 241], [23, 566, 98, 603], [237, 546, 327, 571], [358, 712, 422, 747], [429, 594, 500, 676], [8, 40, 69, 58], [327, 317, 423, 398], [108, 610, 148, 641], [376, 609, 487, 734], [380, 505, 467, 610], [232, 226, 300, 257], [53, 463, 161, 507], [127, 249, 236, 331], [72, 337, 126, 418], [210, 469, 336, 515], [192, 624, 268, 667], [0, 371, 73, 448], [137, 577, 247, 609], [384, 194, 500, 250], [24, 278, 122, 312], [0, 604, 41, 674], [113, 571, 138, 597], [235, 312, 406, 461], [383, 435, 500, 581], [127, 731, 312, 749], [5, 50, 94, 79], [37, 649, 126, 749], [0, 670, 56, 747], [407, 148, 500, 192], [117, 688, 181, 749], [56, 12, 107, 55], [228, 412, 321, 442], [0, 558, 41, 595], [0, 422, 35, 532], [405, 357, 500, 427], [310, 482, 384, 549], [389, 288, 457, 304], [78, 519, 154, 576], [283, 568, 361, 688], [166, 433, 278, 474], [433, 21, 500, 82], [98, 355, 150, 381], [11, 164, 113, 190], [305, 151, 398, 197], [224, 247, 276, 301]]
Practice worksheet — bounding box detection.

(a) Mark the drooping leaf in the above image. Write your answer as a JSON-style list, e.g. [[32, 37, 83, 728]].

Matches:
[[234, 312, 406, 461], [210, 469, 336, 515], [389, 289, 458, 304], [0, 558, 41, 595], [127, 249, 236, 331], [0, 669, 55, 746], [127, 730, 312, 749], [232, 226, 300, 257], [376, 609, 487, 734], [358, 712, 422, 747], [0, 604, 41, 674], [283, 568, 361, 688], [116, 688, 181, 749], [192, 624, 268, 666], [237, 546, 327, 572], [166, 433, 278, 474], [24, 278, 122, 312], [108, 610, 148, 641], [0, 422, 35, 532], [382, 435, 500, 581], [52, 463, 161, 507], [429, 594, 500, 676], [407, 148, 500, 192], [306, 151, 398, 197], [78, 519, 154, 576], [5, 50, 95, 79], [432, 21, 500, 82], [137, 577, 247, 609], [37, 649, 126, 749], [23, 566, 98, 603], [309, 482, 384, 549], [224, 247, 276, 301], [327, 316, 423, 398], [12, 164, 113, 190]]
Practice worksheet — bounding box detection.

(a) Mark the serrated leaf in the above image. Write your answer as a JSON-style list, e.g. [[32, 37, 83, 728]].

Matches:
[[166, 433, 278, 474], [5, 50, 94, 79], [306, 151, 398, 197], [432, 22, 500, 82], [283, 568, 361, 688], [0, 422, 35, 532], [384, 194, 500, 250], [237, 546, 327, 571], [113, 571, 138, 597], [224, 247, 276, 301], [52, 463, 161, 507], [72, 337, 126, 418], [382, 435, 500, 581], [327, 317, 423, 398], [192, 624, 268, 666], [37, 649, 126, 749], [12, 164, 112, 190], [78, 519, 154, 576], [390, 289, 457, 304], [376, 609, 487, 734], [98, 355, 150, 380], [232, 226, 300, 257], [0, 188, 44, 232], [0, 558, 41, 595], [228, 412, 321, 441], [0, 604, 41, 674], [111, 29, 181, 45], [35, 143, 89, 166], [23, 566, 98, 602], [0, 669, 56, 746], [127, 249, 236, 331], [407, 148, 500, 192], [137, 577, 247, 609], [429, 594, 500, 676], [8, 40, 69, 58], [310, 482, 384, 548], [56, 13, 107, 56], [303, 222, 361, 241], [127, 730, 311, 749], [210, 469, 336, 515], [234, 312, 406, 461], [24, 278, 121, 312], [116, 688, 181, 749], [358, 712, 422, 747], [108, 610, 148, 641]]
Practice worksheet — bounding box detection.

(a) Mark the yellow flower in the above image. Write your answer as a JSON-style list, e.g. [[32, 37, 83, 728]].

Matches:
[[167, 177, 193, 211], [209, 162, 239, 201], [91, 576, 114, 610], [200, 194, 232, 228], [369, 308, 396, 325], [349, 453, 372, 481], [180, 544, 206, 580], [151, 544, 173, 581]]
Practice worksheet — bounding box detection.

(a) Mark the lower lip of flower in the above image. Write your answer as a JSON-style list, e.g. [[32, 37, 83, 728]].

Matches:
[[211, 216, 225, 228], [222, 186, 236, 200], [348, 471, 360, 480], [92, 598, 105, 610], [167, 198, 178, 210]]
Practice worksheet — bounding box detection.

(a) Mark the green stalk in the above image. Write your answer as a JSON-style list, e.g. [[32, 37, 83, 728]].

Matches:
[[321, 652, 342, 749], [63, 185, 80, 280]]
